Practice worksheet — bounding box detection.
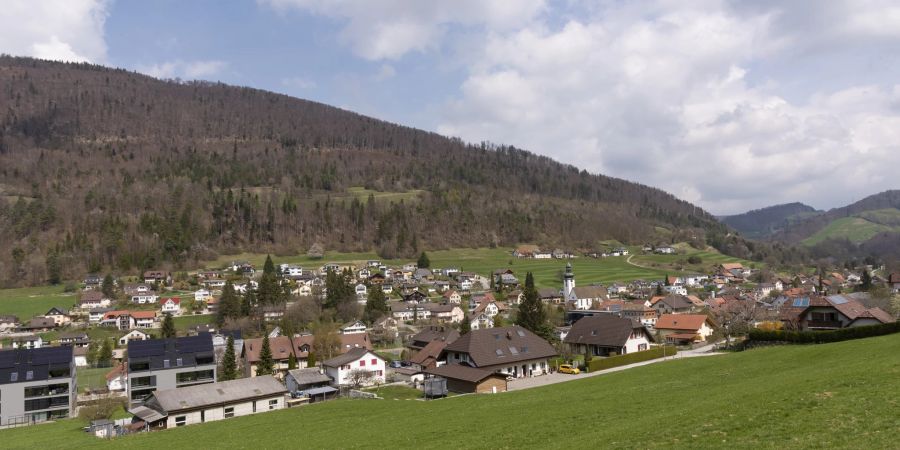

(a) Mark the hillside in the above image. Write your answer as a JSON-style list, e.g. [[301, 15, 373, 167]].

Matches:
[[0, 56, 789, 287], [3, 334, 899, 449], [720, 202, 820, 239]]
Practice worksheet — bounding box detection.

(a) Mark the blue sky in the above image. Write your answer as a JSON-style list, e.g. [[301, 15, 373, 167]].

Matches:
[[2, 0, 899, 215]]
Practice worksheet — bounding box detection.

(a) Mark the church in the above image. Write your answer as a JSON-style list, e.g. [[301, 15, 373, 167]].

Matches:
[[563, 263, 610, 310]]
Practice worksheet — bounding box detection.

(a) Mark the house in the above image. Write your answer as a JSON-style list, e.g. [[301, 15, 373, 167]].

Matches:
[[12, 335, 44, 349], [780, 295, 895, 331], [202, 279, 227, 290], [119, 329, 151, 346], [655, 246, 676, 254], [280, 264, 303, 277], [160, 297, 182, 315], [193, 289, 212, 302], [0, 346, 76, 425], [426, 304, 465, 324], [655, 314, 716, 344], [106, 363, 127, 391], [126, 335, 217, 407], [88, 308, 113, 325], [425, 364, 508, 394], [73, 347, 89, 367], [130, 291, 159, 305], [650, 295, 699, 315], [538, 288, 564, 304], [124, 283, 153, 295], [20, 317, 58, 332], [564, 314, 653, 357], [442, 290, 462, 304], [260, 304, 286, 322], [888, 273, 900, 294], [242, 334, 373, 377], [143, 271, 171, 285], [414, 268, 434, 281], [285, 368, 337, 402], [212, 330, 243, 364], [410, 339, 451, 371], [84, 274, 103, 290], [619, 302, 658, 328], [341, 320, 367, 335], [101, 310, 156, 330], [43, 307, 71, 326], [322, 348, 386, 387], [354, 283, 368, 300], [0, 315, 19, 332], [469, 313, 494, 330], [129, 376, 286, 430], [77, 291, 111, 310], [407, 326, 461, 352], [567, 286, 609, 310], [57, 332, 90, 348], [380, 284, 394, 295], [442, 326, 558, 378], [390, 303, 432, 321]]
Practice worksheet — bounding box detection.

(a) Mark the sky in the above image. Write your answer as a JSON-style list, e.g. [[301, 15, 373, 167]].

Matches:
[[1, 0, 898, 215]]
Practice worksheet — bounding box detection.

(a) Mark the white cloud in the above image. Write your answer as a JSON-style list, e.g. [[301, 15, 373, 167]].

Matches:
[[260, 0, 546, 60], [0, 0, 109, 63], [435, 1, 900, 214], [137, 60, 227, 80], [374, 63, 396, 81]]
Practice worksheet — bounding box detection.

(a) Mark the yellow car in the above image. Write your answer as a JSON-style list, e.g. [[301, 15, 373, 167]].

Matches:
[[558, 364, 580, 375]]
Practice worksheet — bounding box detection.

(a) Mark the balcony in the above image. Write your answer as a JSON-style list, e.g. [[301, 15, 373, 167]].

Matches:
[[806, 321, 842, 330]]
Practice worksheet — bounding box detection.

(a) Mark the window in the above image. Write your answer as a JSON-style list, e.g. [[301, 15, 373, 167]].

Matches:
[[25, 371, 33, 380], [253, 401, 257, 413], [175, 416, 186, 427], [10, 372, 18, 382], [177, 369, 214, 384], [176, 358, 183, 367], [360, 360, 366, 367], [371, 358, 377, 365], [131, 376, 156, 389], [268, 399, 278, 410], [201, 410, 205, 423], [163, 359, 170, 368], [224, 407, 234, 418]]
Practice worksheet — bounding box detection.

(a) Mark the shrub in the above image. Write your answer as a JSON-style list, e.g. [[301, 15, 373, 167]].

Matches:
[[748, 322, 900, 344], [587, 346, 677, 372], [687, 255, 703, 264]]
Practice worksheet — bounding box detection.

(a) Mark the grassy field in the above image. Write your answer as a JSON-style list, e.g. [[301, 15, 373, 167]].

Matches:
[[802, 214, 900, 246], [173, 314, 215, 331], [0, 285, 75, 320], [629, 244, 758, 274], [364, 385, 423, 401], [76, 367, 112, 392], [2, 334, 898, 449]]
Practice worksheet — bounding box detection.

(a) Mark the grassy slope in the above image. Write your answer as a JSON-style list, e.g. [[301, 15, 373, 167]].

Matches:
[[4, 334, 899, 449], [801, 215, 900, 246], [0, 285, 75, 320]]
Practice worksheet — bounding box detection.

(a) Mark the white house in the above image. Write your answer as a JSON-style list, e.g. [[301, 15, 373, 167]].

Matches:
[[160, 297, 182, 315], [12, 335, 44, 349], [341, 320, 367, 335], [193, 289, 212, 302], [663, 285, 688, 296], [655, 246, 676, 254], [442, 290, 462, 304], [355, 284, 368, 300], [470, 313, 494, 330], [563, 314, 653, 357], [322, 348, 386, 387], [119, 329, 151, 346], [131, 292, 159, 304], [106, 364, 127, 391]]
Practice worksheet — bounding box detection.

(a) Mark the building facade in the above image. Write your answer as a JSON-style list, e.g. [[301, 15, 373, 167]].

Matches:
[[0, 347, 76, 426], [126, 335, 217, 407]]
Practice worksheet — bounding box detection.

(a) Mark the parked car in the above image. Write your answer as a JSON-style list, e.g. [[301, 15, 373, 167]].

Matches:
[[558, 364, 580, 375], [389, 361, 403, 368]]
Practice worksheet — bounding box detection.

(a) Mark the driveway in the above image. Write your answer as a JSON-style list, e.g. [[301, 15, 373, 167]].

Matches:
[[507, 343, 722, 391]]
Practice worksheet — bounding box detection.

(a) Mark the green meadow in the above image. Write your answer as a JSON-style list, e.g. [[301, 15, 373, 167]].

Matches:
[[0, 285, 75, 320], [2, 334, 898, 449]]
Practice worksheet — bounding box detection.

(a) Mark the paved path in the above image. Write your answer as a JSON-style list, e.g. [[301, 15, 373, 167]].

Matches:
[[507, 343, 723, 391], [625, 254, 655, 270]]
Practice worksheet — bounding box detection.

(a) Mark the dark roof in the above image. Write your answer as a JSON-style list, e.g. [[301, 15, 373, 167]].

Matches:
[[127, 334, 215, 370], [0, 346, 73, 385], [322, 347, 374, 367], [287, 368, 332, 386], [410, 326, 460, 348], [538, 288, 562, 299], [148, 376, 286, 413], [442, 326, 557, 368], [563, 314, 651, 348], [425, 364, 504, 383]]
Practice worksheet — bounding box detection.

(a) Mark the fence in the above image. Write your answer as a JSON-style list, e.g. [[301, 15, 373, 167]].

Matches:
[[587, 346, 677, 372]]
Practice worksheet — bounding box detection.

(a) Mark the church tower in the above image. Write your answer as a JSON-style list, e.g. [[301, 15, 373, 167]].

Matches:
[[563, 262, 575, 299]]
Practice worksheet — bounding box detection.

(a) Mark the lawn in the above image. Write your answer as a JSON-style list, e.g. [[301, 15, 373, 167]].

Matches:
[[629, 244, 759, 274], [802, 216, 900, 246], [3, 334, 898, 449], [173, 314, 215, 331], [77, 367, 112, 392], [363, 385, 423, 401], [0, 285, 76, 320]]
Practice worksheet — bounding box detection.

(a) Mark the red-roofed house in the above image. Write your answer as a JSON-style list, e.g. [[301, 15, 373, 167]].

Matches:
[[655, 314, 715, 344], [160, 297, 181, 315]]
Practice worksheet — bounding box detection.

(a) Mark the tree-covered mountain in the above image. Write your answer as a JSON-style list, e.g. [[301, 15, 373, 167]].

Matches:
[[720, 202, 820, 239], [0, 56, 791, 287]]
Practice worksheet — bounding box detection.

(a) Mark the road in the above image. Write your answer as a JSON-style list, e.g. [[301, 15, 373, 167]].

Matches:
[[507, 342, 722, 391]]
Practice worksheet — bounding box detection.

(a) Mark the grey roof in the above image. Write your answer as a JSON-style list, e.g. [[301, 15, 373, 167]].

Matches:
[[564, 314, 652, 348], [287, 368, 332, 386], [129, 405, 167, 422], [443, 326, 558, 368], [0, 346, 73, 385], [322, 347, 372, 368], [150, 376, 287, 413], [303, 386, 338, 396], [425, 364, 503, 383], [128, 334, 214, 370]]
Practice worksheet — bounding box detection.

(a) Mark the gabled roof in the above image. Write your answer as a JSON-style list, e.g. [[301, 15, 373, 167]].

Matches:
[[322, 347, 375, 367], [571, 286, 608, 300], [410, 339, 449, 368], [655, 314, 712, 331], [425, 364, 503, 383], [564, 314, 652, 348], [286, 368, 331, 386], [442, 326, 557, 368], [148, 376, 286, 413]]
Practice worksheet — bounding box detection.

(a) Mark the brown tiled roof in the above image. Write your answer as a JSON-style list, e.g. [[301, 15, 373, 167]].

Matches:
[[243, 336, 294, 363], [425, 364, 502, 383], [79, 291, 105, 303], [244, 333, 372, 363], [443, 326, 557, 368], [106, 363, 126, 381], [655, 314, 711, 331], [410, 339, 448, 369], [564, 314, 651, 348]]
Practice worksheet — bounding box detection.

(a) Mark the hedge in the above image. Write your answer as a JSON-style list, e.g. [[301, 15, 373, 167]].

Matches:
[[748, 321, 900, 344], [587, 345, 677, 372]]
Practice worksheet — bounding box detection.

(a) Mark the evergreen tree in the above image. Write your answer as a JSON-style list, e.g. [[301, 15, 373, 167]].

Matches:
[[86, 340, 98, 367], [46, 251, 61, 285], [364, 284, 388, 324], [241, 288, 256, 317], [417, 251, 430, 268], [460, 310, 471, 334], [860, 270, 872, 292], [307, 351, 317, 368], [219, 335, 237, 381], [287, 352, 298, 370], [257, 335, 275, 375], [664, 274, 671, 286], [515, 272, 551, 340], [217, 280, 240, 327], [258, 255, 281, 305], [324, 268, 354, 310], [655, 284, 664, 296], [161, 312, 176, 338], [102, 274, 115, 298], [98, 338, 113, 368]]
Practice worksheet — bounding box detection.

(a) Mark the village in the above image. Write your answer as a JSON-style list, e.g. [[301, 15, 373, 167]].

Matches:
[[0, 245, 898, 438]]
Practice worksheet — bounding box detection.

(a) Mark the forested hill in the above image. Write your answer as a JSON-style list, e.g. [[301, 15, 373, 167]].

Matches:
[[0, 56, 767, 286], [720, 202, 820, 239]]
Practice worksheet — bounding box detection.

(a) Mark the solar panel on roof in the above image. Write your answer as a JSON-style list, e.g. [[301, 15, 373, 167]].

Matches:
[[509, 346, 519, 355], [516, 330, 526, 337], [792, 297, 809, 307], [495, 349, 504, 356], [830, 296, 849, 305]]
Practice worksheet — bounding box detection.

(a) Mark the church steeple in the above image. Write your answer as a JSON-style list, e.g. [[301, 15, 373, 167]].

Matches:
[[563, 262, 575, 298]]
